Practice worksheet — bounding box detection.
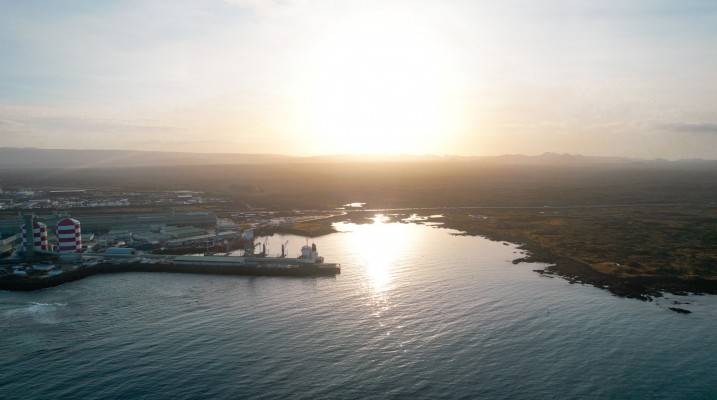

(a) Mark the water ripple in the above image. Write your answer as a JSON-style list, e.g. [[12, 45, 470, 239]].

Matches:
[[1, 223, 716, 399]]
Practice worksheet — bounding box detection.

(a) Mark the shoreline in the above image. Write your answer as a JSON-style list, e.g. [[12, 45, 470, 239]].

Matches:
[[330, 210, 717, 301], [448, 225, 717, 302], [3, 209, 715, 301], [511, 240, 717, 301]]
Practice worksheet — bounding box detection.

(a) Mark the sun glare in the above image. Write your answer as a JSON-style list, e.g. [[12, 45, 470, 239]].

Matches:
[[339, 214, 418, 293], [296, 7, 462, 155], [362, 215, 395, 292]]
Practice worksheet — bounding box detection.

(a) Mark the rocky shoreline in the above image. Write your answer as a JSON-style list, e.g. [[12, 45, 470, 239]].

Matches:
[[508, 239, 717, 302], [322, 209, 717, 302], [411, 211, 717, 304]]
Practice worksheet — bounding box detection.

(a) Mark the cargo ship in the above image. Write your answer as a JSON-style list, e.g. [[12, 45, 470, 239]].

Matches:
[[0, 243, 339, 291], [172, 242, 340, 276]]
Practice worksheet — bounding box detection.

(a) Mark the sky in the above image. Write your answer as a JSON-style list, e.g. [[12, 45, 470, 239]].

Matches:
[[1, 0, 717, 159]]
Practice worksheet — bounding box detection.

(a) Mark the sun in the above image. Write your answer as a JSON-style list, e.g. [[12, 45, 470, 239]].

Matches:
[[294, 7, 462, 155]]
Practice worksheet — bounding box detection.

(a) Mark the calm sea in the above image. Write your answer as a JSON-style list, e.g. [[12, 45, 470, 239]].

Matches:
[[2, 217, 716, 399]]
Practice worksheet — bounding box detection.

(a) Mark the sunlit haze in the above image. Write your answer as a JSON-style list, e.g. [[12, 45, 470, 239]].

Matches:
[[1, 1, 717, 159]]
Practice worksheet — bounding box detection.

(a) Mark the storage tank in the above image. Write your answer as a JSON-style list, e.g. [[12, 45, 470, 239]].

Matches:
[[21, 221, 49, 251], [57, 218, 82, 253]]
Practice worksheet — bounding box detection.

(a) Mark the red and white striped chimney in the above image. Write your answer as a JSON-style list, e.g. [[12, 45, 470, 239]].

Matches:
[[57, 218, 82, 253], [21, 221, 49, 251]]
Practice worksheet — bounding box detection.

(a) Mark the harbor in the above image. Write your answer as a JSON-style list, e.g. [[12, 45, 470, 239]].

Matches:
[[0, 244, 340, 291], [0, 211, 340, 291]]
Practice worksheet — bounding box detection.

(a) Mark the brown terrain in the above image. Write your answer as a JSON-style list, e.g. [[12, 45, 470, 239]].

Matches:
[[2, 152, 716, 299]]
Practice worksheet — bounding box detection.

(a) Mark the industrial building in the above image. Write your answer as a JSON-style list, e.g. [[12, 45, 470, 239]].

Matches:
[[164, 230, 241, 247], [0, 234, 19, 256], [0, 210, 224, 257], [0, 211, 217, 236]]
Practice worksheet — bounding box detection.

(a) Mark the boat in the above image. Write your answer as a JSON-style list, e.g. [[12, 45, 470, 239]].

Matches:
[[0, 241, 340, 292], [171, 241, 340, 276]]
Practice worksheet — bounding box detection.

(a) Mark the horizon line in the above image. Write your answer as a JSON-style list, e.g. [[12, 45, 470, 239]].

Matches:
[[2, 146, 716, 162]]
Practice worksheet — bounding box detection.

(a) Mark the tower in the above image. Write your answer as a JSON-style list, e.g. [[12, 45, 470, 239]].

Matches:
[[57, 218, 82, 253], [21, 215, 48, 254]]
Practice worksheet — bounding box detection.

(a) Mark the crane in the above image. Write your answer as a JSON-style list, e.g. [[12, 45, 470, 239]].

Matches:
[[280, 240, 289, 257]]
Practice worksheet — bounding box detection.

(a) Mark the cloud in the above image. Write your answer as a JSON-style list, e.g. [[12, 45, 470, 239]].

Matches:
[[660, 122, 717, 135], [220, 0, 305, 17], [0, 118, 29, 142], [0, 118, 25, 128], [0, 108, 189, 149]]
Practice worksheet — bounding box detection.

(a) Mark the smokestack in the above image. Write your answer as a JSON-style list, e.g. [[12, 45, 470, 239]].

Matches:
[[23, 214, 35, 257]]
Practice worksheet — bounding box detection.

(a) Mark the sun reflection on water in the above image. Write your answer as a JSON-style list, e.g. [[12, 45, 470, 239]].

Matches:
[[339, 214, 416, 294]]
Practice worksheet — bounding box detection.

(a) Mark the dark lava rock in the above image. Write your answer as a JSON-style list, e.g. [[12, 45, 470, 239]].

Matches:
[[668, 307, 692, 314]]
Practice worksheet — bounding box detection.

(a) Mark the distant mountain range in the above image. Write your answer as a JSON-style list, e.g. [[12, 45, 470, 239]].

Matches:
[[0, 148, 295, 168], [0, 147, 714, 168]]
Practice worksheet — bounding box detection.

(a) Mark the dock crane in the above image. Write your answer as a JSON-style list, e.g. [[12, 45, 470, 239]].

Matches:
[[280, 240, 289, 257]]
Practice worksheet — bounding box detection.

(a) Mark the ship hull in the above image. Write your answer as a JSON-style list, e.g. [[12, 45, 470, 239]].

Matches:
[[0, 261, 340, 291]]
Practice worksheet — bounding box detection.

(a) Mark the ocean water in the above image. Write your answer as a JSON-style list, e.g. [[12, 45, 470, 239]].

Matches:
[[2, 218, 716, 399]]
